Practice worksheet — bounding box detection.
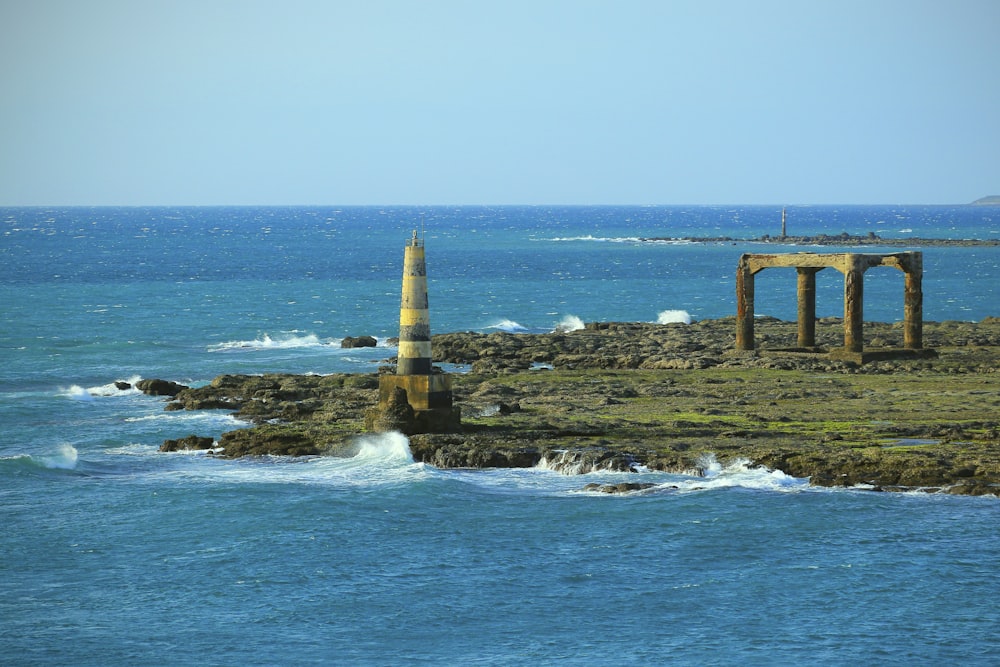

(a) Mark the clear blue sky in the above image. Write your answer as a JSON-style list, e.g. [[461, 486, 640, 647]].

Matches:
[[1, 0, 997, 205]]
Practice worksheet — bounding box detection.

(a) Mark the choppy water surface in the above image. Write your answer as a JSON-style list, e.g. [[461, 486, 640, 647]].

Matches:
[[2, 206, 999, 665]]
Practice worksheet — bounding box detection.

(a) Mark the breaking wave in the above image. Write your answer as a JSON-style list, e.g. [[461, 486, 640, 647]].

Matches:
[[543, 235, 695, 244], [484, 319, 528, 333], [553, 314, 585, 332], [41, 444, 80, 469], [146, 432, 421, 488], [59, 385, 95, 401], [61, 375, 146, 399], [655, 309, 692, 325], [681, 453, 807, 493], [2, 444, 80, 471], [545, 234, 642, 243], [207, 332, 332, 352], [351, 431, 414, 464]]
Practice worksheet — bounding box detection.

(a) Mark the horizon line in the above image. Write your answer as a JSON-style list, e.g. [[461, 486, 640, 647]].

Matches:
[[2, 200, 996, 208]]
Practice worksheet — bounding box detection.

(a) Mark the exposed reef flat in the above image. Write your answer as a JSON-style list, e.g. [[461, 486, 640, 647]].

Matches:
[[156, 317, 1000, 496], [642, 233, 1000, 246]]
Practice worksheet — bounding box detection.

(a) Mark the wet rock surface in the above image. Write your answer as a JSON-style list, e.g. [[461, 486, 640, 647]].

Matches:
[[154, 317, 1000, 495]]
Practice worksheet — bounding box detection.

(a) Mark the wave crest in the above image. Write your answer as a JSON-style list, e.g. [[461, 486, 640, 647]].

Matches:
[[208, 333, 327, 352], [2, 444, 82, 470], [656, 309, 692, 324], [687, 453, 807, 492], [484, 319, 528, 333], [553, 314, 585, 332], [351, 432, 414, 463]]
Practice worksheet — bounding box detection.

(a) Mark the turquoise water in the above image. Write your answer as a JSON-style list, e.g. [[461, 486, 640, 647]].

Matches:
[[2, 206, 999, 665]]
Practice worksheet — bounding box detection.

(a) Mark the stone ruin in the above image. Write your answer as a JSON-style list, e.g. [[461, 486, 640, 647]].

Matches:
[[735, 251, 929, 362]]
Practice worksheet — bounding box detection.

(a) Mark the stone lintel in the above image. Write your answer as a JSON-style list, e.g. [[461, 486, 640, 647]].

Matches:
[[736, 251, 924, 357], [742, 251, 919, 276]]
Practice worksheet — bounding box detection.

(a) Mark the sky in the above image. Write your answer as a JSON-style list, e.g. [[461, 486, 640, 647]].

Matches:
[[1, 0, 998, 206]]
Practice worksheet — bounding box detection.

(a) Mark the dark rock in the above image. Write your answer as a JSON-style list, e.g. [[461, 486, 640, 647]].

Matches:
[[114, 381, 132, 391], [216, 427, 323, 458], [366, 386, 416, 434], [136, 378, 189, 397], [341, 335, 377, 348], [150, 317, 1000, 495], [160, 434, 215, 452], [582, 482, 658, 494]]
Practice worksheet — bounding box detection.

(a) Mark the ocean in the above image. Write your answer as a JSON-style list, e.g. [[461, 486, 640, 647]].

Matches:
[[2, 205, 999, 665]]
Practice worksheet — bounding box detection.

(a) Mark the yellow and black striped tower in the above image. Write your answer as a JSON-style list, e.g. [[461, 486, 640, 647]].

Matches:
[[373, 230, 458, 432], [398, 229, 433, 375]]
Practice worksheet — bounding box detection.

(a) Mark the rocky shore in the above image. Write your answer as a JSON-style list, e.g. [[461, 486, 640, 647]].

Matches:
[[644, 233, 1000, 246], [150, 317, 1000, 496]]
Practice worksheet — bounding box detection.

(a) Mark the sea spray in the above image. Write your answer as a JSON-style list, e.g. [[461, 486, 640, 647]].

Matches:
[[60, 385, 95, 401], [536, 449, 635, 474], [689, 452, 808, 493], [351, 431, 414, 464], [207, 332, 328, 352], [484, 319, 528, 333], [554, 314, 585, 332], [39, 443, 79, 470], [656, 309, 692, 325], [87, 375, 144, 397]]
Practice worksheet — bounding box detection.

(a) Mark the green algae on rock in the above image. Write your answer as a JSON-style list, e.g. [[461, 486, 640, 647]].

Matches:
[[155, 317, 1000, 495]]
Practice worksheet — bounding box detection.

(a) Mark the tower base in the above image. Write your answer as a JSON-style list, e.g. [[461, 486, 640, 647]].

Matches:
[[367, 374, 461, 434]]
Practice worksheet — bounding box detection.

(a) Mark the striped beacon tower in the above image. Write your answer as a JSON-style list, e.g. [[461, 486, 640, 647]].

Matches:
[[376, 229, 457, 431], [398, 229, 433, 375]]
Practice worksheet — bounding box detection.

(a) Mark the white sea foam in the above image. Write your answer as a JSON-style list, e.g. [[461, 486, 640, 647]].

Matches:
[[351, 431, 414, 464], [656, 309, 692, 325], [485, 319, 528, 333], [39, 444, 79, 470], [59, 385, 94, 401], [553, 314, 585, 332], [59, 375, 145, 399], [102, 443, 160, 456], [151, 432, 421, 488], [124, 412, 245, 426], [207, 333, 329, 352], [673, 453, 808, 493], [543, 234, 696, 245], [87, 375, 144, 397]]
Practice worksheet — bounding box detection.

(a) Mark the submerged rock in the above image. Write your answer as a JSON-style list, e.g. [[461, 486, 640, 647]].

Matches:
[[582, 482, 658, 494], [160, 434, 214, 452]]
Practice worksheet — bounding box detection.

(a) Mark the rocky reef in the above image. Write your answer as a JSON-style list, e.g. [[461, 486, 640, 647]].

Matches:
[[642, 233, 1000, 247], [149, 317, 1000, 496]]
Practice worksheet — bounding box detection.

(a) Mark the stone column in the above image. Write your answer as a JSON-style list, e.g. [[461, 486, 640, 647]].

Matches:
[[736, 256, 755, 351], [796, 267, 820, 348], [903, 252, 923, 349], [843, 255, 865, 353]]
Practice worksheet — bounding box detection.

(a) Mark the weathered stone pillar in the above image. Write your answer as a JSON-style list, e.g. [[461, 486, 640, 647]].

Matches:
[[736, 256, 755, 350], [843, 255, 865, 353], [903, 253, 923, 349], [796, 267, 820, 348]]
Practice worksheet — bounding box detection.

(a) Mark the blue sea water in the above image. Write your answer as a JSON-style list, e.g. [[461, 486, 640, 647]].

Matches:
[[2, 205, 999, 665]]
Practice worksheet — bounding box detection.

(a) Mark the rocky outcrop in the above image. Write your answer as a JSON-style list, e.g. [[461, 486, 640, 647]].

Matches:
[[152, 317, 1000, 495], [160, 434, 215, 452], [136, 378, 189, 397], [365, 386, 416, 434], [341, 335, 377, 348], [641, 233, 1000, 246]]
